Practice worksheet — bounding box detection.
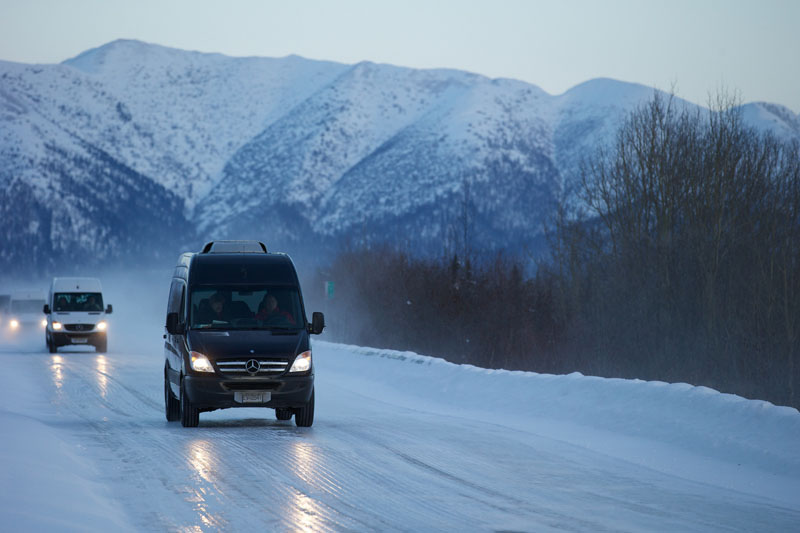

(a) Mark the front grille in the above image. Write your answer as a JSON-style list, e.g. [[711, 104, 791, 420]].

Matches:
[[216, 358, 288, 376], [64, 324, 93, 332]]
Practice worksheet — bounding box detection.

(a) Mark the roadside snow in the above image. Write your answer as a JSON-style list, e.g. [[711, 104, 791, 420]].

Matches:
[[316, 341, 800, 509]]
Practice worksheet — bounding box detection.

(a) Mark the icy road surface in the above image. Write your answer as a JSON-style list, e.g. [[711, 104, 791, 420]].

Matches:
[[2, 337, 800, 531]]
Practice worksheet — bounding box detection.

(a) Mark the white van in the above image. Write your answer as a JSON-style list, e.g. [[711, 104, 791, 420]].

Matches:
[[43, 278, 112, 353], [6, 290, 47, 333]]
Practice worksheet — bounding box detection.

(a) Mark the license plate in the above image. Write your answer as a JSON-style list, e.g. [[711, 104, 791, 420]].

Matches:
[[235, 391, 270, 403], [71, 337, 88, 344]]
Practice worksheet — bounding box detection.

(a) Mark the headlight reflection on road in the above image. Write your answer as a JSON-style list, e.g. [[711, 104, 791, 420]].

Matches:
[[51, 355, 63, 390], [290, 441, 317, 485], [185, 439, 225, 530], [287, 441, 332, 532], [95, 355, 108, 398], [290, 490, 323, 533], [290, 440, 342, 494], [187, 439, 215, 485]]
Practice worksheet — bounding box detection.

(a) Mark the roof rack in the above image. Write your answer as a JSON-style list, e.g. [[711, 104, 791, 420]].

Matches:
[[200, 240, 268, 254]]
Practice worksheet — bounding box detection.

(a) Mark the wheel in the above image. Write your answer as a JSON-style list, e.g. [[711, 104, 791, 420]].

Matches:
[[95, 337, 107, 353], [275, 407, 292, 421], [180, 377, 199, 427], [164, 374, 180, 422], [294, 388, 314, 427], [47, 333, 56, 354]]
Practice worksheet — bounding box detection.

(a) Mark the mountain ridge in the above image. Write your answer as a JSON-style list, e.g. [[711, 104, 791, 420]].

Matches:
[[1, 40, 797, 274]]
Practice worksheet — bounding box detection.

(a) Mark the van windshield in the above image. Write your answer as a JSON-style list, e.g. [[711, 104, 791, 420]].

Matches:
[[190, 286, 303, 330], [53, 292, 104, 312]]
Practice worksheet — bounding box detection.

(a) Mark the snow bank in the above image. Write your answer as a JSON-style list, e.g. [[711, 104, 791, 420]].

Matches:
[[316, 341, 800, 508]]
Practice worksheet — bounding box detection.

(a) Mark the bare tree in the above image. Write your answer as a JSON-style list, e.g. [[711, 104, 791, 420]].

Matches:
[[552, 89, 800, 406]]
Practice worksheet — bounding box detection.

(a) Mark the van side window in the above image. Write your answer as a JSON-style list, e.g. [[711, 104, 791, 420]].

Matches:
[[179, 286, 186, 323], [167, 280, 184, 321]]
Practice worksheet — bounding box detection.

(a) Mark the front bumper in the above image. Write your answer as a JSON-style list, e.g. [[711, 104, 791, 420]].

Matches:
[[184, 373, 314, 410], [51, 330, 106, 346]]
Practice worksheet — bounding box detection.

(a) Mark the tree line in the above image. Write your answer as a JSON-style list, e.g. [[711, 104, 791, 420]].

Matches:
[[314, 92, 800, 409]]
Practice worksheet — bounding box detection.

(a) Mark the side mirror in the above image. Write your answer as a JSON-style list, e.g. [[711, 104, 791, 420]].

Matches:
[[43, 304, 51, 314], [105, 304, 113, 314], [309, 311, 325, 335], [166, 312, 184, 335]]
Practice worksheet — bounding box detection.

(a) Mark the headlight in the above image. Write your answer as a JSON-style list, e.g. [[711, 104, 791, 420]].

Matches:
[[10, 319, 19, 329], [52, 321, 62, 330], [190, 351, 214, 373], [289, 350, 312, 373], [41, 319, 47, 327], [96, 321, 107, 331]]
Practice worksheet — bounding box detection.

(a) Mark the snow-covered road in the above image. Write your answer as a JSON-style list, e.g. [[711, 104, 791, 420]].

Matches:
[[1, 333, 800, 531]]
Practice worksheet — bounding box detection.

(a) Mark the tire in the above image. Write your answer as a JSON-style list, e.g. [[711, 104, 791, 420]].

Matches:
[[294, 388, 315, 427], [275, 407, 292, 421], [47, 333, 56, 354], [164, 374, 180, 422], [180, 377, 199, 427], [95, 337, 107, 354]]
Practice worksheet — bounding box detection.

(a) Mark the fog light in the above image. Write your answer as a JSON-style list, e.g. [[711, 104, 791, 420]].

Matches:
[[41, 319, 47, 327], [10, 319, 19, 329]]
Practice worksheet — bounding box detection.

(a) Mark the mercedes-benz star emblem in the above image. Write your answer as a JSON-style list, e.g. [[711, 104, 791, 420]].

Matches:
[[245, 359, 260, 374]]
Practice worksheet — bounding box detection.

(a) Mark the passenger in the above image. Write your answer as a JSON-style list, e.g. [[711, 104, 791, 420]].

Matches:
[[56, 296, 69, 311], [256, 294, 296, 325]]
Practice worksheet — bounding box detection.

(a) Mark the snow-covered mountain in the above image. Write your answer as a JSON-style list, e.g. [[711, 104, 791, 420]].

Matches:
[[2, 40, 798, 273]]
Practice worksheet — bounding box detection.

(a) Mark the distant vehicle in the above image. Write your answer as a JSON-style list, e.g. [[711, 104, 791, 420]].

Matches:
[[0, 294, 10, 326], [163, 240, 325, 428], [43, 278, 113, 353], [6, 290, 47, 333]]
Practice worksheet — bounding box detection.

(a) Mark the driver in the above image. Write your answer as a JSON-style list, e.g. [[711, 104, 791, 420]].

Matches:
[[199, 292, 230, 323], [84, 295, 102, 311]]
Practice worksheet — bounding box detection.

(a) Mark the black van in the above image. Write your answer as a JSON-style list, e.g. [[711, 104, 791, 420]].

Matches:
[[163, 241, 325, 427]]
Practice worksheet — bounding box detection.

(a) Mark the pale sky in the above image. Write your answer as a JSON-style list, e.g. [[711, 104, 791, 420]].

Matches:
[[1, 0, 798, 112]]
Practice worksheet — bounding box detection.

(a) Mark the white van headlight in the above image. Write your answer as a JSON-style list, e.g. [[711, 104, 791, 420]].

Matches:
[[190, 351, 214, 373], [10, 319, 19, 329], [289, 351, 312, 373], [96, 321, 107, 331], [52, 321, 63, 330]]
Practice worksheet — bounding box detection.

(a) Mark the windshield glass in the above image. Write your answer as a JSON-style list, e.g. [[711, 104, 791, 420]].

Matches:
[[190, 286, 302, 330], [53, 292, 104, 312], [11, 299, 46, 314]]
